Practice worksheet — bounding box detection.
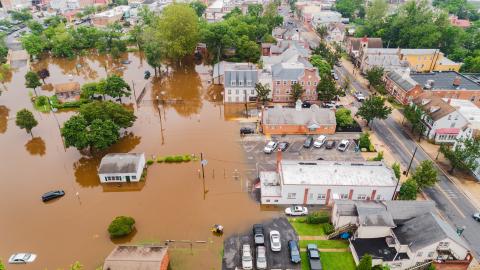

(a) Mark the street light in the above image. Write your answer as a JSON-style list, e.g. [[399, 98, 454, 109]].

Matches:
[[403, 146, 418, 177]]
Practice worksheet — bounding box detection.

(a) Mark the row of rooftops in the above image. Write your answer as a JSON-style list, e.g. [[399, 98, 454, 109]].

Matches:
[[387, 69, 480, 91]]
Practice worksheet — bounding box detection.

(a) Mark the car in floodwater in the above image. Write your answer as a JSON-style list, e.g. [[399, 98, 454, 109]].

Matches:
[[41, 190, 65, 202], [8, 253, 37, 264]]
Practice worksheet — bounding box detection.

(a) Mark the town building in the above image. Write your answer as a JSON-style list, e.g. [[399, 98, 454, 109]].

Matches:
[[223, 64, 259, 103], [385, 70, 480, 107], [358, 48, 407, 74], [54, 82, 81, 102], [261, 102, 336, 135], [399, 49, 461, 72], [326, 22, 346, 44], [449, 15, 471, 29], [311, 11, 344, 28], [103, 245, 169, 270], [271, 62, 320, 102], [346, 37, 383, 64], [91, 5, 130, 27], [332, 200, 473, 270], [0, 0, 30, 10], [7, 49, 29, 69], [259, 158, 397, 205], [98, 153, 146, 183]]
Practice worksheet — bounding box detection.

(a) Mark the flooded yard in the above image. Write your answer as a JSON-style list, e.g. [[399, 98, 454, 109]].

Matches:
[[0, 53, 277, 269]]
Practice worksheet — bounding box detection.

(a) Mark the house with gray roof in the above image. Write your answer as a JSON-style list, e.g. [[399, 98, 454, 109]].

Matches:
[[331, 200, 473, 270], [270, 62, 320, 102], [223, 64, 259, 103], [98, 153, 146, 183]]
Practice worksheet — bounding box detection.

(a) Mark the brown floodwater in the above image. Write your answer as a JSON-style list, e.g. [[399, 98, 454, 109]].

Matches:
[[0, 52, 276, 270]]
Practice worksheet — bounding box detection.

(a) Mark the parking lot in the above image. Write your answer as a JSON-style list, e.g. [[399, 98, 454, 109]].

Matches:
[[222, 217, 300, 270]]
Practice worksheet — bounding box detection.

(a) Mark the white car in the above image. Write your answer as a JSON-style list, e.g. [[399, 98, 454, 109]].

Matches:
[[241, 244, 253, 270], [313, 135, 327, 148], [269, 230, 281, 252], [263, 141, 278, 154], [354, 92, 365, 102], [285, 206, 308, 216], [473, 212, 480, 222], [338, 139, 350, 152], [8, 253, 37, 264], [256, 246, 267, 269]]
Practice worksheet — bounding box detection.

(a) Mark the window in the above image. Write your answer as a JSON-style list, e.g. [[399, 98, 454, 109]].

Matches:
[[470, 96, 476, 102], [251, 89, 255, 95], [274, 199, 278, 202], [450, 122, 456, 128], [276, 80, 281, 85], [340, 193, 349, 200], [307, 81, 311, 86], [132, 175, 136, 180], [228, 89, 231, 94], [283, 80, 287, 85], [448, 115, 452, 120], [357, 194, 367, 200], [314, 81, 317, 86], [438, 242, 449, 249], [116, 176, 121, 180], [317, 194, 326, 200], [266, 199, 270, 202], [236, 89, 239, 95], [287, 193, 296, 199], [275, 89, 280, 94], [376, 195, 382, 200], [247, 81, 252, 86], [239, 81, 243, 86], [301, 81, 305, 85], [231, 81, 236, 86], [454, 115, 458, 120], [292, 80, 297, 85]]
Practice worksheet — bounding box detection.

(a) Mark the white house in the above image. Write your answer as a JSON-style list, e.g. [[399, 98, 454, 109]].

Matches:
[[259, 156, 398, 205], [331, 200, 473, 270], [411, 92, 469, 143], [98, 153, 146, 183], [224, 64, 259, 103], [326, 22, 346, 44]]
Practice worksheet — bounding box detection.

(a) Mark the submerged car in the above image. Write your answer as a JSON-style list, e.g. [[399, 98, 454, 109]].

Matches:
[[269, 230, 281, 252], [264, 141, 278, 154], [288, 240, 301, 264], [241, 244, 253, 270], [256, 246, 267, 269], [8, 253, 37, 264], [240, 127, 255, 135], [41, 190, 65, 202], [285, 206, 308, 216], [337, 139, 350, 152]]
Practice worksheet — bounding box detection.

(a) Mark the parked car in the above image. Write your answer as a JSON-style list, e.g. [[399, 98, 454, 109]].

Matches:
[[307, 244, 322, 270], [333, 73, 339, 80], [8, 253, 37, 264], [337, 139, 350, 152], [269, 230, 281, 252], [325, 140, 336, 149], [285, 206, 308, 216], [354, 92, 365, 102], [473, 212, 480, 222], [302, 101, 312, 108], [313, 135, 327, 148], [240, 127, 255, 135], [288, 240, 301, 264], [41, 190, 65, 202], [303, 136, 314, 148], [241, 244, 253, 270], [256, 246, 267, 269], [321, 101, 336, 108], [263, 141, 278, 154], [278, 142, 290, 151], [253, 224, 265, 246]]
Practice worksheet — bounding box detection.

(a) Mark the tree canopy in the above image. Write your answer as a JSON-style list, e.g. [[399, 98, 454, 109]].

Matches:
[[190, 1, 207, 17], [357, 253, 372, 270], [335, 108, 354, 127], [79, 101, 136, 128], [290, 83, 304, 101], [356, 96, 392, 126], [399, 179, 418, 200], [16, 109, 38, 135], [255, 83, 271, 104], [440, 138, 480, 173], [317, 75, 338, 101], [411, 160, 438, 190], [25, 71, 42, 96]]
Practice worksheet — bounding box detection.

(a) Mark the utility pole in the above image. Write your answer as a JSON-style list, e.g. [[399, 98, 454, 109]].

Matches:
[[404, 146, 418, 177], [244, 89, 248, 118]]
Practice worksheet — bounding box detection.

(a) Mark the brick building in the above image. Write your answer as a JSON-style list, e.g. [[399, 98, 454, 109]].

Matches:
[[271, 62, 320, 102]]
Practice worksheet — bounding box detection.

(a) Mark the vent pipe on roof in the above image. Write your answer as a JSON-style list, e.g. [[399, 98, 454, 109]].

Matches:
[[453, 76, 461, 87]]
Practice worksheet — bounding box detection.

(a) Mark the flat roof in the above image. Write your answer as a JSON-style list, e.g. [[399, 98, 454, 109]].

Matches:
[[280, 160, 397, 187], [410, 71, 480, 91], [103, 245, 168, 270]]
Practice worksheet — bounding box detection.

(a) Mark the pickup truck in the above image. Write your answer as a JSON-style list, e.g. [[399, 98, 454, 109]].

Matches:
[[307, 244, 322, 270]]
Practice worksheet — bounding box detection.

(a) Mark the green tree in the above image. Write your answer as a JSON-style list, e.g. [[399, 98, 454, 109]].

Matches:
[[0, 259, 5, 270], [25, 71, 42, 96], [142, 29, 165, 76], [411, 160, 438, 190], [365, 67, 384, 88], [37, 69, 50, 83], [156, 4, 200, 62], [290, 82, 304, 102], [247, 4, 263, 17], [49, 24, 76, 58], [440, 138, 480, 174], [10, 9, 32, 22], [190, 1, 207, 17], [0, 33, 8, 63], [21, 34, 46, 59], [61, 115, 90, 150], [310, 55, 332, 77], [336, 0, 360, 18], [70, 261, 83, 270], [108, 216, 136, 237], [15, 109, 38, 136], [356, 96, 392, 126], [88, 119, 119, 150], [392, 162, 401, 180], [317, 75, 338, 101], [80, 82, 100, 99], [255, 83, 271, 105], [359, 132, 372, 149], [27, 20, 44, 35], [335, 108, 354, 127], [315, 25, 328, 40], [237, 36, 260, 63], [357, 253, 372, 270], [79, 101, 136, 128], [403, 104, 426, 140], [398, 179, 418, 200], [97, 75, 131, 100]]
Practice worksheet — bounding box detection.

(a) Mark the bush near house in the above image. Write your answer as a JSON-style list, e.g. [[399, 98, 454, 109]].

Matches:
[[322, 223, 335, 235], [306, 211, 330, 224], [108, 216, 135, 237], [156, 154, 195, 163]]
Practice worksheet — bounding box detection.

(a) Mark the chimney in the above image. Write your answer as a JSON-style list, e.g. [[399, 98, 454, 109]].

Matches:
[[276, 148, 282, 173], [453, 76, 461, 87]]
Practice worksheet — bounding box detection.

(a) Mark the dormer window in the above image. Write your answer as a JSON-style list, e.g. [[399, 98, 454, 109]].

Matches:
[[231, 81, 236, 86], [239, 81, 243, 86]]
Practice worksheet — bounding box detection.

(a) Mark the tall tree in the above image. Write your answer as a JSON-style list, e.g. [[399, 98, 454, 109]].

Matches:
[[315, 25, 328, 40], [440, 138, 480, 174], [290, 82, 304, 102], [62, 115, 90, 150], [365, 67, 384, 88], [317, 75, 338, 101], [398, 179, 418, 200], [10, 9, 32, 22], [97, 75, 131, 101], [88, 119, 120, 150], [15, 109, 38, 136], [190, 1, 207, 17], [80, 82, 100, 99], [411, 160, 438, 190], [356, 96, 392, 126], [79, 101, 136, 128], [21, 34, 46, 59], [247, 4, 263, 17], [255, 83, 271, 105], [335, 108, 354, 127], [403, 104, 426, 140], [25, 71, 42, 96], [310, 55, 332, 77]]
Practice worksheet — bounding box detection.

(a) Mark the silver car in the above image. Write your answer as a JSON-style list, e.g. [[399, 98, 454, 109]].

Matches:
[[256, 246, 267, 269], [263, 141, 278, 154], [8, 253, 37, 264], [241, 244, 253, 270], [270, 230, 281, 252]]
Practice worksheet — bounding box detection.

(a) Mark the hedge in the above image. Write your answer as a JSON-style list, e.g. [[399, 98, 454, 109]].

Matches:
[[306, 212, 330, 224], [108, 216, 135, 237]]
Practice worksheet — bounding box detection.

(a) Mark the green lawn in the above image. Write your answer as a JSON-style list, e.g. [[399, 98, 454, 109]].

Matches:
[[299, 240, 349, 249], [300, 251, 356, 270], [289, 219, 325, 236]]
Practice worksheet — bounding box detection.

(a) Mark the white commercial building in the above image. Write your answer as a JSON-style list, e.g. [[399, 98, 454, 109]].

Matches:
[[98, 153, 146, 183], [260, 157, 398, 205]]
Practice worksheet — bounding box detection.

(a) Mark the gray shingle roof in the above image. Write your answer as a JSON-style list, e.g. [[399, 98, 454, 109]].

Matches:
[[393, 212, 470, 252], [387, 70, 418, 91], [383, 200, 436, 223], [272, 63, 309, 80], [262, 104, 336, 126], [412, 92, 456, 121], [356, 202, 396, 227], [225, 69, 258, 87], [410, 71, 480, 91], [98, 153, 144, 174]]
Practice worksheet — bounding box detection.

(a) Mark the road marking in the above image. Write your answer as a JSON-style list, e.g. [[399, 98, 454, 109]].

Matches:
[[379, 121, 467, 218]]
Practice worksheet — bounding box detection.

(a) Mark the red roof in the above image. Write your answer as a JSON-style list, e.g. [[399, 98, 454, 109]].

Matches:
[[449, 16, 471, 28], [436, 128, 460, 135]]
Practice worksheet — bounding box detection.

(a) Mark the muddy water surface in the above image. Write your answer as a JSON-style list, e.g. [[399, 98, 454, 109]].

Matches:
[[0, 53, 276, 270]]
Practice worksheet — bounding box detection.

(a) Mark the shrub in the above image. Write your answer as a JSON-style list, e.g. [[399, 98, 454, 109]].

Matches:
[[156, 157, 165, 163], [322, 223, 335, 234], [35, 95, 49, 107], [306, 212, 330, 224], [399, 179, 418, 200], [182, 154, 192, 162], [173, 155, 184, 162], [359, 132, 371, 150], [368, 143, 375, 152], [371, 151, 384, 161], [108, 216, 135, 237], [146, 159, 154, 165]]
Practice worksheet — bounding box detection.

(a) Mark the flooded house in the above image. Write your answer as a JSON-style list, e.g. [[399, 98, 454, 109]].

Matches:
[[54, 82, 81, 102], [103, 245, 169, 270], [98, 153, 146, 183]]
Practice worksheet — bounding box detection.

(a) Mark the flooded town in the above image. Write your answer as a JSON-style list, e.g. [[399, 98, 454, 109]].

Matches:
[[0, 0, 480, 269]]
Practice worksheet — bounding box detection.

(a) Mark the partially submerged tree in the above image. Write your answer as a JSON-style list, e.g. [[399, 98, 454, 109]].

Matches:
[[356, 96, 392, 126], [25, 71, 42, 96], [79, 101, 136, 128], [108, 216, 136, 237], [16, 109, 38, 136], [37, 69, 50, 83], [97, 75, 131, 101]]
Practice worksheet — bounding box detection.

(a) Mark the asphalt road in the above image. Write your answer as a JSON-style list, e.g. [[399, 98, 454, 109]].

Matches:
[[335, 64, 480, 259]]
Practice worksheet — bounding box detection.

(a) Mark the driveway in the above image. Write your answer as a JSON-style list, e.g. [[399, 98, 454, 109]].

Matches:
[[223, 217, 301, 270]]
